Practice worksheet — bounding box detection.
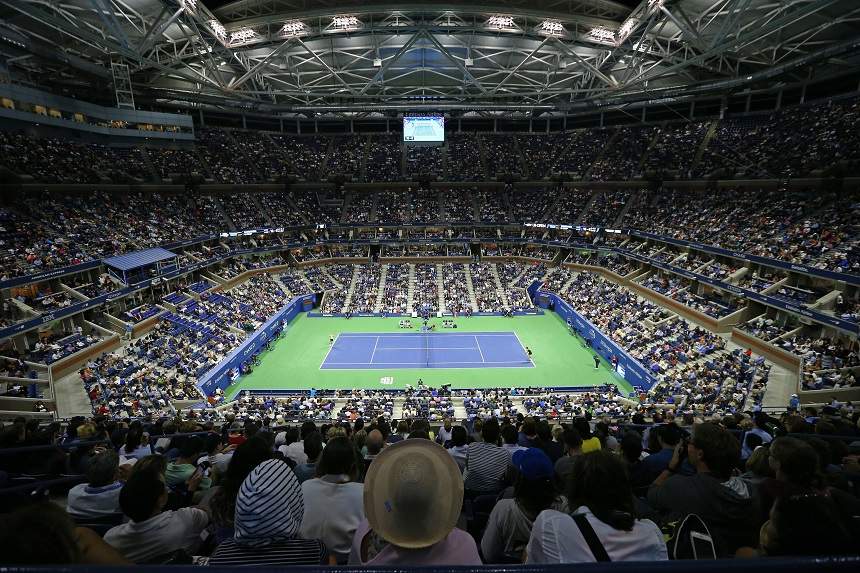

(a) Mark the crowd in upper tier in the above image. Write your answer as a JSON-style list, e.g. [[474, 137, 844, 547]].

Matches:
[[3, 97, 860, 186], [0, 182, 856, 284]]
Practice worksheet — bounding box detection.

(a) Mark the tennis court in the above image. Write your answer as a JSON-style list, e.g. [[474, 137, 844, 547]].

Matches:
[[320, 331, 533, 369]]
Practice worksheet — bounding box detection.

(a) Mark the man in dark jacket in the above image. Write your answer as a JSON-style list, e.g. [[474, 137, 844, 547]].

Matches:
[[647, 422, 758, 557]]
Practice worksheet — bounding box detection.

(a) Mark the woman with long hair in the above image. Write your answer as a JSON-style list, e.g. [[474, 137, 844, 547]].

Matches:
[[206, 436, 272, 544], [526, 451, 667, 563]]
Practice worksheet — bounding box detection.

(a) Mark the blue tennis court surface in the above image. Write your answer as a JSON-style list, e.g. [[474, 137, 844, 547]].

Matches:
[[320, 332, 534, 370]]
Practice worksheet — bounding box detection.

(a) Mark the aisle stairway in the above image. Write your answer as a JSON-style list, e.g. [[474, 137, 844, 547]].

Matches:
[[574, 189, 602, 225], [322, 267, 345, 289], [373, 264, 389, 313], [464, 265, 479, 311], [249, 194, 274, 226], [406, 264, 416, 313], [436, 263, 446, 313], [342, 266, 361, 312], [489, 263, 511, 308]]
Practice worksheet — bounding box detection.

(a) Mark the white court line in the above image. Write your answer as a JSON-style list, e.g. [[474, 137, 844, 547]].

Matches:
[[511, 331, 535, 366], [373, 346, 478, 350], [369, 335, 380, 364], [318, 332, 342, 370], [336, 332, 518, 337], [322, 360, 529, 365], [474, 335, 487, 363]]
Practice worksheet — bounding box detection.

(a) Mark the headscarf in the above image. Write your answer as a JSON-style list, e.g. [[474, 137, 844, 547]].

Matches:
[[234, 459, 304, 547]]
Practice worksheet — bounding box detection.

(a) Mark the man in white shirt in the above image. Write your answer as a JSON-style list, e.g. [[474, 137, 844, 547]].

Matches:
[[67, 449, 124, 520], [435, 418, 454, 445], [104, 466, 209, 562]]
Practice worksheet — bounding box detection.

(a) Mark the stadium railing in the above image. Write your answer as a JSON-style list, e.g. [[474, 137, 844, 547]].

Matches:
[[1, 557, 859, 572]]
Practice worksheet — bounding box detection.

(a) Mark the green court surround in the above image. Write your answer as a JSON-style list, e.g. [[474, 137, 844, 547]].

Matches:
[[227, 313, 632, 399]]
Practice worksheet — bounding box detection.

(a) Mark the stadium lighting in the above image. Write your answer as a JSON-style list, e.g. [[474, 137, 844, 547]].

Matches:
[[181, 0, 197, 12], [649, 0, 665, 10], [617, 19, 636, 42], [486, 16, 515, 30], [229, 28, 257, 45], [280, 21, 305, 36], [588, 27, 616, 43], [331, 16, 361, 30], [208, 19, 227, 42], [539, 20, 565, 36]]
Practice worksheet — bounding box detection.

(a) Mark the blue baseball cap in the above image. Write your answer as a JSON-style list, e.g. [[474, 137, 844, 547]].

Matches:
[[512, 447, 554, 480]]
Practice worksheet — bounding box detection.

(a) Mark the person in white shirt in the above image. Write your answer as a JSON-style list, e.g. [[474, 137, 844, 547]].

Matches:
[[104, 466, 209, 562], [436, 418, 454, 445], [67, 448, 124, 520], [299, 436, 364, 563], [527, 450, 667, 564]]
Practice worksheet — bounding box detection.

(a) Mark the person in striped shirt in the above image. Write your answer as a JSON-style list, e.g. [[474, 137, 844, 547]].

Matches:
[[208, 459, 331, 566], [463, 418, 512, 494]]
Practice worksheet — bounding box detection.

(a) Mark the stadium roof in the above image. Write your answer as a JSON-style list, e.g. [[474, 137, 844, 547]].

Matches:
[[103, 247, 178, 271], [1, 0, 859, 115]]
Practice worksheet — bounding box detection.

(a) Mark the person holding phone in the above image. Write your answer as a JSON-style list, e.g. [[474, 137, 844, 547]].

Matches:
[[647, 422, 758, 557]]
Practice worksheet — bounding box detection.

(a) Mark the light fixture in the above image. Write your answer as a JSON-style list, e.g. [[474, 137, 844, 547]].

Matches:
[[487, 16, 515, 29], [331, 16, 360, 30], [208, 20, 227, 42], [373, 58, 382, 67], [229, 28, 257, 44], [181, 0, 197, 12], [617, 19, 636, 42], [588, 27, 616, 43], [280, 21, 305, 35], [464, 57, 474, 66], [540, 20, 564, 36]]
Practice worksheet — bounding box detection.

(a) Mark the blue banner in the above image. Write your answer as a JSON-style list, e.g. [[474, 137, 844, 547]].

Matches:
[[0, 261, 102, 289], [197, 294, 316, 397], [535, 291, 657, 391]]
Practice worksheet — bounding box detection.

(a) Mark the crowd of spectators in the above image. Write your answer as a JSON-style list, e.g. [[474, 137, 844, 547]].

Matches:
[[623, 187, 859, 275], [482, 135, 524, 178], [413, 263, 440, 314], [327, 136, 365, 180], [196, 129, 258, 184], [380, 264, 410, 314], [590, 127, 656, 181], [267, 134, 328, 181], [365, 135, 402, 182], [447, 134, 485, 181], [442, 263, 474, 314], [405, 146, 444, 178], [6, 401, 858, 566]]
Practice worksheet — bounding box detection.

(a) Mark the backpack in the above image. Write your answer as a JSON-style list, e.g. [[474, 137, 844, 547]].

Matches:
[[666, 513, 717, 560]]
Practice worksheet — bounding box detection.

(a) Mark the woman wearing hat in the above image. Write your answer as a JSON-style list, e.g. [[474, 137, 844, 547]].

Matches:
[[349, 439, 481, 565]]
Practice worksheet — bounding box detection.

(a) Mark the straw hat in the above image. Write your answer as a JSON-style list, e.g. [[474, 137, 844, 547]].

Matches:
[[363, 438, 463, 549]]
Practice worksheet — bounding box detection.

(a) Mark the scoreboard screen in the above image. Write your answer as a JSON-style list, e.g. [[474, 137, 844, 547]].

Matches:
[[403, 115, 444, 144]]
